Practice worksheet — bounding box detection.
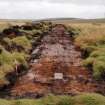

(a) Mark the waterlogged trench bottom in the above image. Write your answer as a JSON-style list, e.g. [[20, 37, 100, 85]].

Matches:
[[11, 25, 105, 98]]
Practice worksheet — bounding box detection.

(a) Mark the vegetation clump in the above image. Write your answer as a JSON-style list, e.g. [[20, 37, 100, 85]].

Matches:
[[74, 23, 105, 79], [12, 36, 32, 52], [0, 46, 28, 86]]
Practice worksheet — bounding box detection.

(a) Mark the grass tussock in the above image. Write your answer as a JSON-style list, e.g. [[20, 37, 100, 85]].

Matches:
[[0, 47, 28, 86], [12, 36, 32, 51], [72, 23, 105, 79]]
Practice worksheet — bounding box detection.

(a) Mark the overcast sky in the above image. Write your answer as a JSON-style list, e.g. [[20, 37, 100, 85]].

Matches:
[[0, 0, 105, 19]]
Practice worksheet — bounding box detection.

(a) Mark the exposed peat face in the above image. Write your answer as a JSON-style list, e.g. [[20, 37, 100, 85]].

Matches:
[[1, 24, 105, 99]]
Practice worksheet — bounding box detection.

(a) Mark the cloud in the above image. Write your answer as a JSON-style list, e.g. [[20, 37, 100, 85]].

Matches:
[[0, 0, 105, 5], [52, 0, 105, 5], [0, 1, 104, 19]]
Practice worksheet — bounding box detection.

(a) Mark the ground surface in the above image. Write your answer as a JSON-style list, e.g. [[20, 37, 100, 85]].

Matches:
[[8, 24, 105, 98]]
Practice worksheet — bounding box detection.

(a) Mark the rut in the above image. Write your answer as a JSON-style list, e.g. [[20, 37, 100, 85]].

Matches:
[[10, 24, 105, 98]]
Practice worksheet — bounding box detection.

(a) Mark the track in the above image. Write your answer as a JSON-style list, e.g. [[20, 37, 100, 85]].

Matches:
[[10, 24, 105, 98]]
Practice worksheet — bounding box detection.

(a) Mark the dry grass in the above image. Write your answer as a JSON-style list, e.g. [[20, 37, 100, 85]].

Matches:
[[68, 22, 105, 79], [70, 23, 105, 47], [0, 20, 28, 32]]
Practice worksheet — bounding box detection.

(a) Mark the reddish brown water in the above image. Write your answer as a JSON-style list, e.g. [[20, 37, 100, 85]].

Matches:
[[10, 24, 105, 98]]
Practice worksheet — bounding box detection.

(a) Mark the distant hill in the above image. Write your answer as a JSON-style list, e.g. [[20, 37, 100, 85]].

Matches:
[[32, 18, 105, 24], [0, 18, 105, 24]]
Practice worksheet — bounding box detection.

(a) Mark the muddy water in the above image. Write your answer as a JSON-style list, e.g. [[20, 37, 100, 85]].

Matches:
[[10, 24, 105, 98]]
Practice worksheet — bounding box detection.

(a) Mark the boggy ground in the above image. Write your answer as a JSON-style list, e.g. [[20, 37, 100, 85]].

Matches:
[[10, 24, 105, 98]]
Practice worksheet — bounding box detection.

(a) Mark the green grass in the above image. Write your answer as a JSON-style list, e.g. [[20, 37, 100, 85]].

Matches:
[[12, 52, 28, 67], [82, 48, 105, 79], [3, 36, 32, 53], [74, 93, 105, 105], [0, 93, 104, 105], [0, 47, 13, 65], [0, 47, 28, 86], [0, 99, 12, 105], [13, 99, 40, 105], [12, 36, 32, 51]]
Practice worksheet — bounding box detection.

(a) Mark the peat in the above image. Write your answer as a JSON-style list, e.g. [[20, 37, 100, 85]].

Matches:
[[1, 24, 105, 99]]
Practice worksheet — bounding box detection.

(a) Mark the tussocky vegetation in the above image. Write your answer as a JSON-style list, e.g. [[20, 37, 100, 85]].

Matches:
[[74, 23, 105, 79], [0, 93, 104, 105], [0, 20, 104, 104], [0, 21, 52, 88]]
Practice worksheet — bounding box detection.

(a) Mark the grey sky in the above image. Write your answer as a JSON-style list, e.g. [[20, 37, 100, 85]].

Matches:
[[0, 0, 105, 19], [39, 0, 105, 5]]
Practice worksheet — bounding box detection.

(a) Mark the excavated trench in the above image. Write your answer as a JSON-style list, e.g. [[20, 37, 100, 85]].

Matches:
[[2, 24, 105, 99]]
